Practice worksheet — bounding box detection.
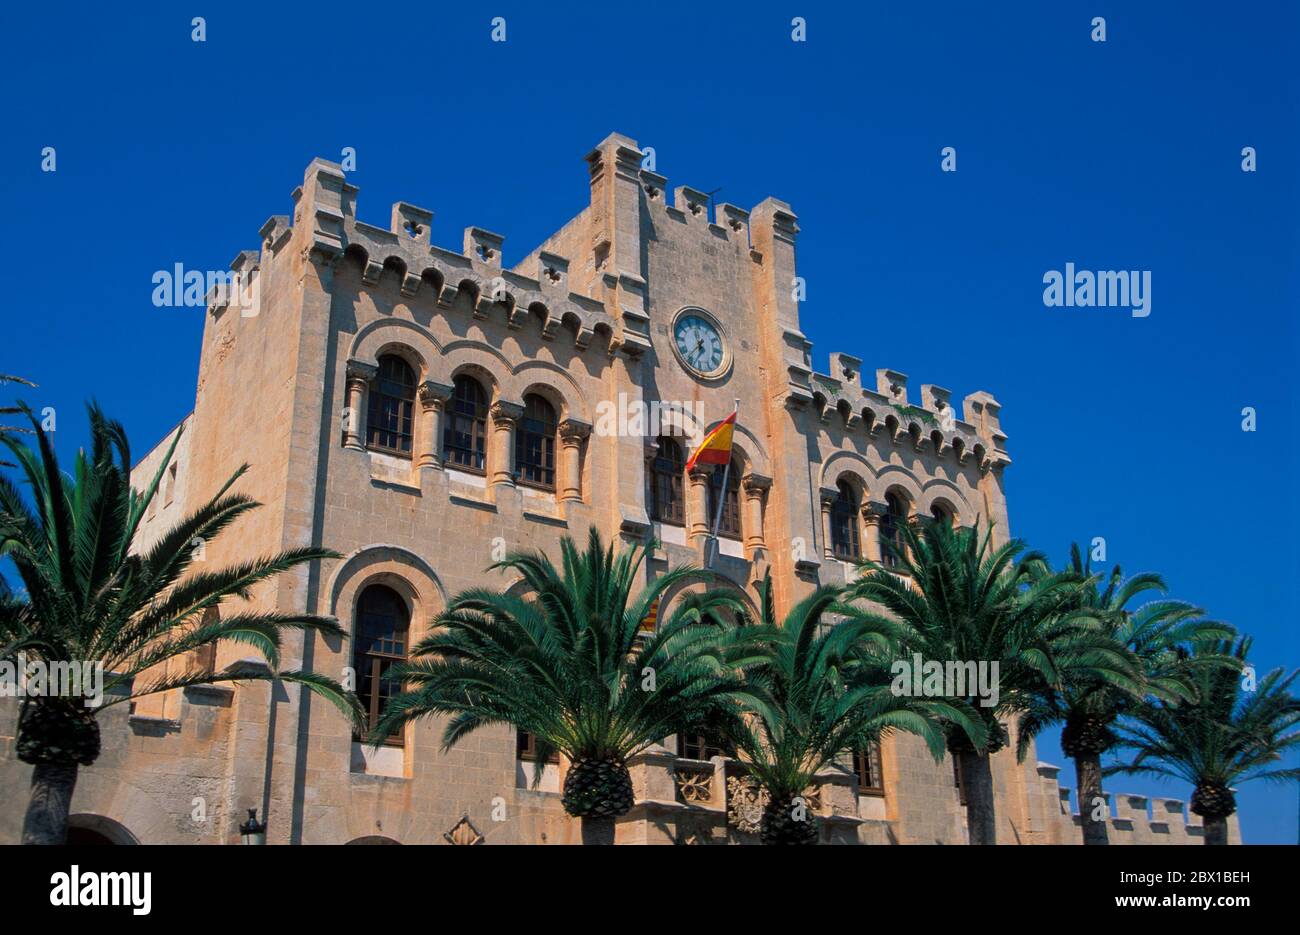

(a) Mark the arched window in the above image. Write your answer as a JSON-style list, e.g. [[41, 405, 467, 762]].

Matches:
[[443, 375, 488, 471], [515, 393, 558, 489], [881, 491, 909, 568], [830, 479, 860, 559], [366, 355, 416, 456], [649, 436, 685, 525], [707, 464, 742, 540], [931, 502, 954, 528], [353, 585, 410, 745]]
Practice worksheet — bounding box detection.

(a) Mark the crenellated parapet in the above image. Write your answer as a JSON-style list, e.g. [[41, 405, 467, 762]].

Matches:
[[579, 133, 812, 396], [1036, 763, 1240, 844], [208, 156, 626, 357], [808, 356, 1010, 473]]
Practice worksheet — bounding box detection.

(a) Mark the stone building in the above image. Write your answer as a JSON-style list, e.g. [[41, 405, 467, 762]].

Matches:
[[0, 134, 1238, 844]]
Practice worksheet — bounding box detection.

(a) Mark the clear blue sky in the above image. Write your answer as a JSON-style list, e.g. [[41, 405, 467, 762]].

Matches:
[[2, 2, 1296, 843]]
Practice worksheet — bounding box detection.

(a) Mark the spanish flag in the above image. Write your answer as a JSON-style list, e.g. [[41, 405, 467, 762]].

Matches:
[[639, 597, 660, 633], [685, 409, 737, 472]]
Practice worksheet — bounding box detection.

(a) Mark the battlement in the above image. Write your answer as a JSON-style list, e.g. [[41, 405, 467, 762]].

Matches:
[[580, 132, 776, 253], [206, 156, 627, 356], [1035, 763, 1241, 845], [808, 353, 1010, 472]]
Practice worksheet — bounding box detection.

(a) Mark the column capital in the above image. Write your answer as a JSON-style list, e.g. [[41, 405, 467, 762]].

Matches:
[[559, 418, 592, 443], [818, 485, 839, 507], [742, 473, 772, 495], [418, 380, 454, 409], [345, 358, 377, 385], [490, 400, 524, 425], [861, 501, 888, 524]]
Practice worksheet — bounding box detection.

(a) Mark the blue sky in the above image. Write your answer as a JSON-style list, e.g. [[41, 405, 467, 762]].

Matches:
[[2, 2, 1297, 843]]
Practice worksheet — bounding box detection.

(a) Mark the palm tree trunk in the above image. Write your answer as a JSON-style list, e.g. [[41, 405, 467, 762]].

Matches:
[[580, 816, 616, 845], [959, 751, 997, 845], [1075, 753, 1109, 845], [22, 762, 78, 844], [1204, 816, 1229, 846]]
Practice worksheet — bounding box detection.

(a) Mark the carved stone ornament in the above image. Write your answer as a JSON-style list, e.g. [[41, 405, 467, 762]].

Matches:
[[674, 767, 713, 805], [726, 774, 768, 834], [443, 816, 485, 845]]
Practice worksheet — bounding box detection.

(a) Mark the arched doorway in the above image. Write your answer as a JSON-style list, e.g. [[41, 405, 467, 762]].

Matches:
[[66, 814, 138, 845]]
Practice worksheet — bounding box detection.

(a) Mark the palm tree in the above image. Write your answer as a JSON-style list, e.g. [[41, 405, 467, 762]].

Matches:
[[0, 403, 363, 844], [1017, 545, 1234, 844], [0, 374, 37, 468], [729, 572, 985, 844], [371, 528, 759, 844], [850, 519, 1133, 845], [1109, 637, 1300, 845]]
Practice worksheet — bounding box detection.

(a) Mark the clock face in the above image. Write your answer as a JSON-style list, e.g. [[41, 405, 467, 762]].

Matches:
[[673, 313, 725, 376]]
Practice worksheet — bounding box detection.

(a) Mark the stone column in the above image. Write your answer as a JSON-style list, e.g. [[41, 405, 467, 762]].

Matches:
[[818, 487, 836, 560], [862, 502, 885, 565], [489, 401, 523, 488], [558, 418, 591, 502], [343, 359, 376, 451], [743, 474, 771, 552], [687, 466, 710, 541], [416, 381, 453, 470]]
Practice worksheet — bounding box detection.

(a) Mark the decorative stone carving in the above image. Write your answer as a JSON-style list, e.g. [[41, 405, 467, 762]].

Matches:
[[490, 400, 524, 426], [802, 785, 823, 814], [675, 766, 713, 805], [726, 774, 767, 834], [725, 775, 822, 832], [444, 816, 485, 845]]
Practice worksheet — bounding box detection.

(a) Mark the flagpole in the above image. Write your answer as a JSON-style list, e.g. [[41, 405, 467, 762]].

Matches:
[[705, 399, 740, 569]]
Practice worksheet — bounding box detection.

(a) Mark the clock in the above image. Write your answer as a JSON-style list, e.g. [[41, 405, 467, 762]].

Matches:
[[671, 309, 729, 378]]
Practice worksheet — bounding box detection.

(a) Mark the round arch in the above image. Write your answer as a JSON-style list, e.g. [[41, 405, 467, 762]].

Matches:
[[918, 478, 975, 526], [874, 466, 924, 509], [349, 318, 443, 376], [819, 449, 875, 498], [655, 570, 759, 628], [511, 360, 590, 423], [67, 814, 139, 845], [326, 544, 448, 646]]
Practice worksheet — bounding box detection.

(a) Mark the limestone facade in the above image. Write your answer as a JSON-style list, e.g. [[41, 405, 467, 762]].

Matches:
[[0, 134, 1237, 844]]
